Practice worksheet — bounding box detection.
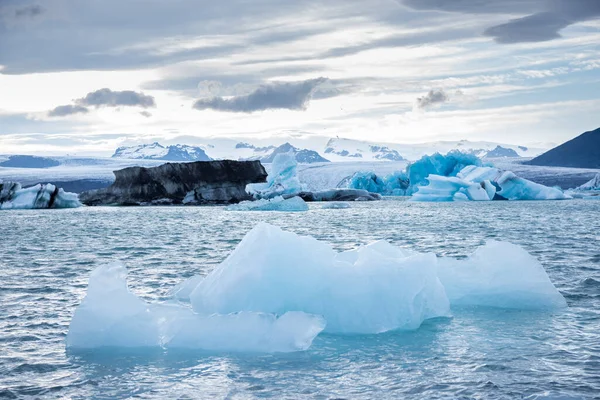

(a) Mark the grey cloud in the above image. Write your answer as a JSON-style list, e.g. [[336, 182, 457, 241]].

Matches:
[[76, 88, 155, 108], [193, 78, 328, 113], [139, 111, 152, 118], [47, 105, 89, 117], [14, 4, 44, 18], [400, 0, 600, 43], [415, 89, 450, 109]]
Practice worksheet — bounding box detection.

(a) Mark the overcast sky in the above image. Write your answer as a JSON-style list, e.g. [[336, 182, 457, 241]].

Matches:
[[1, 0, 599, 155]]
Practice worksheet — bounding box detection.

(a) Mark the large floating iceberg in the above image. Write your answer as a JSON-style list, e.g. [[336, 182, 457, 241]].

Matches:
[[67, 263, 325, 352], [225, 195, 309, 212], [412, 165, 570, 202], [191, 223, 450, 334], [186, 223, 565, 334], [68, 224, 566, 351], [0, 181, 81, 210], [246, 152, 303, 199], [348, 151, 482, 196]]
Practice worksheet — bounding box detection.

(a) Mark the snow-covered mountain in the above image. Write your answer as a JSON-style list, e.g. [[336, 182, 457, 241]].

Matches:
[[324, 139, 404, 161], [483, 146, 520, 158], [322, 138, 544, 162], [112, 142, 212, 161], [259, 143, 330, 164]]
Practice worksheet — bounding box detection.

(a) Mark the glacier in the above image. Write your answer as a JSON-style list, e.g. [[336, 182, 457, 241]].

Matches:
[[0, 181, 81, 210], [412, 165, 570, 202], [185, 223, 565, 335], [225, 195, 309, 212], [66, 263, 325, 352], [246, 151, 303, 199]]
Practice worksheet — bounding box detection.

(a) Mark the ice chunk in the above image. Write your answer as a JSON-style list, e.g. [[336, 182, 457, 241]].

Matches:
[[246, 151, 303, 199], [66, 263, 325, 352], [301, 189, 381, 202], [225, 195, 309, 212], [190, 223, 451, 334], [321, 202, 351, 209], [495, 171, 569, 200], [348, 171, 409, 196], [347, 151, 479, 196], [437, 241, 567, 309], [412, 166, 570, 202], [0, 181, 81, 210], [575, 173, 600, 191], [407, 151, 482, 193], [186, 224, 565, 330]]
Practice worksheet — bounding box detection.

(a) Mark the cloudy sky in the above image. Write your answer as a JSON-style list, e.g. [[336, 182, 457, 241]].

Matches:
[[1, 0, 599, 155]]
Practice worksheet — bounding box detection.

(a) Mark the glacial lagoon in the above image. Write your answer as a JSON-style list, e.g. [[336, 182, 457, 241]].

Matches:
[[1, 199, 599, 399]]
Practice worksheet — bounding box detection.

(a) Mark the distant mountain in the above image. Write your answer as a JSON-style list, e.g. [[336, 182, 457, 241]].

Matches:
[[261, 143, 330, 164], [235, 142, 276, 152], [112, 142, 212, 162], [0, 155, 60, 168], [526, 128, 600, 168], [483, 146, 520, 158], [325, 139, 404, 161], [322, 138, 543, 162]]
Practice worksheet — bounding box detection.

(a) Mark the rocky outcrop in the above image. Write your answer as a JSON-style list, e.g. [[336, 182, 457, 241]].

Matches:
[[79, 160, 267, 206], [297, 189, 382, 202]]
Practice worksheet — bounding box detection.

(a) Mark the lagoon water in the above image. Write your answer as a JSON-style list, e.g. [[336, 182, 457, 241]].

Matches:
[[1, 199, 599, 399]]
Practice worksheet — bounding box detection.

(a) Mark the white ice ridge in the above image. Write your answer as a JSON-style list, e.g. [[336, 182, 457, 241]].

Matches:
[[412, 166, 570, 202], [246, 151, 303, 199], [225, 195, 308, 212], [66, 263, 325, 352], [0, 181, 81, 209], [188, 224, 566, 334]]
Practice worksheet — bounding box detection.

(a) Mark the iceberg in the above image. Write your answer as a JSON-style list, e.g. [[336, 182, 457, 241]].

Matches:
[[190, 223, 451, 334], [225, 195, 309, 212], [348, 171, 410, 196], [184, 223, 565, 334], [575, 173, 600, 191], [347, 151, 480, 196], [412, 165, 570, 202], [437, 241, 567, 309], [246, 151, 303, 199], [321, 202, 351, 209], [0, 181, 81, 210], [407, 151, 482, 193], [66, 263, 325, 352]]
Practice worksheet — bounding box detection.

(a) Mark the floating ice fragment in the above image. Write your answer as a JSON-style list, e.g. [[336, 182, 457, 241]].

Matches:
[[187, 223, 566, 333], [412, 166, 569, 202], [0, 181, 81, 209], [66, 263, 325, 352], [246, 151, 303, 199], [190, 222, 451, 334], [438, 241, 567, 309], [321, 202, 351, 209], [225, 195, 308, 211]]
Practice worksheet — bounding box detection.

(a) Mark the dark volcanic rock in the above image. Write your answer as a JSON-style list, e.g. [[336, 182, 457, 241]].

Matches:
[[526, 127, 600, 168], [298, 189, 382, 202], [79, 160, 267, 206]]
